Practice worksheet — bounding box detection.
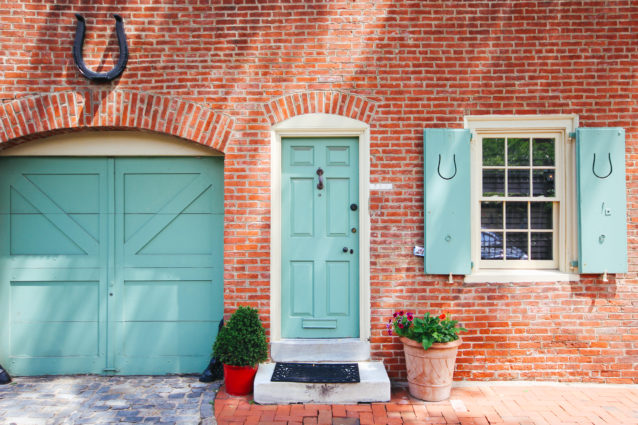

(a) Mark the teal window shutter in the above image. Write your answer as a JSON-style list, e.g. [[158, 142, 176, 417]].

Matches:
[[424, 128, 471, 274], [576, 128, 627, 273]]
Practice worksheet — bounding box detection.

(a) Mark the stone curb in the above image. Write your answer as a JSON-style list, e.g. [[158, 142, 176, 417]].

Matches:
[[200, 380, 222, 425]]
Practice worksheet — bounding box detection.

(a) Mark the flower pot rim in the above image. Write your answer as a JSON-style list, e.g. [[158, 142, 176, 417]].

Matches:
[[223, 363, 258, 370], [399, 336, 462, 349]]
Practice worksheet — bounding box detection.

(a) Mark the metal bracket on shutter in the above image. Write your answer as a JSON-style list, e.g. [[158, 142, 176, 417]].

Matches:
[[592, 153, 613, 179], [437, 154, 457, 180], [568, 132, 576, 142]]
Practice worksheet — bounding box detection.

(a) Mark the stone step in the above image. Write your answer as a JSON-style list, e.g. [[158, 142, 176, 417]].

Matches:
[[253, 361, 391, 404], [270, 339, 370, 362]]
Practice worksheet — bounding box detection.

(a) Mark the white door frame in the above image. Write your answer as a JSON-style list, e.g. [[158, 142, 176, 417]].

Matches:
[[270, 113, 371, 342]]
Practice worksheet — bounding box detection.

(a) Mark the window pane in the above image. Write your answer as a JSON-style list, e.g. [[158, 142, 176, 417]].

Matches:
[[483, 138, 505, 166], [530, 202, 552, 229], [483, 169, 505, 197], [533, 138, 555, 166], [507, 169, 530, 197], [481, 231, 504, 260], [506, 202, 527, 229], [505, 232, 528, 260], [481, 202, 503, 229], [507, 138, 530, 166], [531, 233, 552, 260], [533, 169, 555, 197]]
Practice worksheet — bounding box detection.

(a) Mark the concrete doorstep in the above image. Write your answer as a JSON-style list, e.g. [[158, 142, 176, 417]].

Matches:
[[253, 361, 391, 405]]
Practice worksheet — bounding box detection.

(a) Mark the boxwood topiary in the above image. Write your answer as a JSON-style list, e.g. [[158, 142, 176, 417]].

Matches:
[[213, 306, 268, 367]]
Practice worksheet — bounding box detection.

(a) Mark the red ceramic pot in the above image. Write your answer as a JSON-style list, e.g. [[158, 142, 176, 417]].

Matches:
[[223, 364, 258, 396]]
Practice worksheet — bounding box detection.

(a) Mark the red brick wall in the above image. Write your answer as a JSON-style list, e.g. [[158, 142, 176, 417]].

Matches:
[[1, 0, 636, 384]]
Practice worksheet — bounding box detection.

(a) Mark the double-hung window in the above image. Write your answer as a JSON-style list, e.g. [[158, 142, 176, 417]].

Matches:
[[477, 133, 561, 270], [467, 116, 577, 277]]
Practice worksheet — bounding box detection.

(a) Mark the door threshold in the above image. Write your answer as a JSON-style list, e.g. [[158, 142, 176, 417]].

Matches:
[[271, 338, 370, 362]]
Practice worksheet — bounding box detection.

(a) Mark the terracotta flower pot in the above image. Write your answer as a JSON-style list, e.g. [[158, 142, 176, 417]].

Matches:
[[223, 364, 258, 396], [400, 336, 461, 401]]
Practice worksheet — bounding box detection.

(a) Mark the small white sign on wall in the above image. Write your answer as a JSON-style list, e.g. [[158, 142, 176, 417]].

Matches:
[[369, 183, 393, 191]]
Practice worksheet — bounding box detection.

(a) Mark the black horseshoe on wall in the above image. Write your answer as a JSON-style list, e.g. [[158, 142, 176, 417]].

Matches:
[[73, 14, 129, 83]]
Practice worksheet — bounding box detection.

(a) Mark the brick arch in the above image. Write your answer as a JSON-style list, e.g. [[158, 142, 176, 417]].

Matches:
[[263, 91, 377, 125], [0, 90, 234, 153]]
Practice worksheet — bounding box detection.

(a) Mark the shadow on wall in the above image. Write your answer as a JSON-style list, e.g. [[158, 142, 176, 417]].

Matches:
[[569, 275, 618, 311]]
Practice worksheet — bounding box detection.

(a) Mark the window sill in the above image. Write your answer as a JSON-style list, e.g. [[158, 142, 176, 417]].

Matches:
[[463, 269, 579, 283]]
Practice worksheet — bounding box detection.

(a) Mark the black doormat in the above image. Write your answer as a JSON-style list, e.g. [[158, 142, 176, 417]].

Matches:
[[271, 362, 360, 383]]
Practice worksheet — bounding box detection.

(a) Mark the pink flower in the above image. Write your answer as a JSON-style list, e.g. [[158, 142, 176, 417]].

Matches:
[[399, 310, 404, 316], [388, 329, 393, 336], [407, 312, 413, 321], [393, 312, 398, 318], [398, 323, 404, 329]]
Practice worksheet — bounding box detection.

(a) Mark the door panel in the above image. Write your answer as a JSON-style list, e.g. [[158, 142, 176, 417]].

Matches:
[[0, 157, 223, 376], [114, 157, 223, 374], [282, 138, 359, 338], [0, 158, 108, 375]]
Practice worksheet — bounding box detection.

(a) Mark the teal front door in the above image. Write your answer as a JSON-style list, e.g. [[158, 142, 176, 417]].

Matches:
[[281, 138, 359, 338], [0, 157, 223, 375]]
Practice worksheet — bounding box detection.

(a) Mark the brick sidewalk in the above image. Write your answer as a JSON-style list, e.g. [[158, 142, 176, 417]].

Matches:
[[214, 384, 638, 425]]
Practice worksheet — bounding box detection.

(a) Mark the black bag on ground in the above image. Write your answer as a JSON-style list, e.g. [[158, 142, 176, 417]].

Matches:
[[199, 318, 225, 383], [199, 357, 224, 382], [0, 363, 11, 385]]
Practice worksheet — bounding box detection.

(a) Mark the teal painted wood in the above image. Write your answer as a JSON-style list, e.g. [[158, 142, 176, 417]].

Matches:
[[0, 158, 109, 375], [282, 138, 359, 338], [424, 129, 472, 274], [576, 128, 627, 273], [0, 157, 224, 376], [113, 157, 224, 374]]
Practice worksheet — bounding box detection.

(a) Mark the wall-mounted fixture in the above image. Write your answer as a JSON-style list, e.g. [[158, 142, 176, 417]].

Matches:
[[73, 14, 129, 82]]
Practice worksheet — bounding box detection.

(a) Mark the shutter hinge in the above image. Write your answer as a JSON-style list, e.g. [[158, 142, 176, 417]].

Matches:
[[568, 132, 576, 142], [103, 368, 118, 373], [570, 260, 578, 271]]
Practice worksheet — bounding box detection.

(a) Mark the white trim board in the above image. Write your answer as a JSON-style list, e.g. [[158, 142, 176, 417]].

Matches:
[[270, 113, 371, 342], [0, 131, 222, 156]]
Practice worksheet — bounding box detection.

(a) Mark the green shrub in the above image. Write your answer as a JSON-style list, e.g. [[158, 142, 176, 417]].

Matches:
[[213, 306, 268, 367]]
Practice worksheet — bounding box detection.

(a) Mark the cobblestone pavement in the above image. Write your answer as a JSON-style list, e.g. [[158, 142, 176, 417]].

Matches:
[[0, 375, 221, 425]]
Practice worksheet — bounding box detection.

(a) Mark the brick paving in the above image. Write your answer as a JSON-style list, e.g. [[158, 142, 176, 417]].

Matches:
[[215, 384, 638, 425], [0, 375, 220, 425]]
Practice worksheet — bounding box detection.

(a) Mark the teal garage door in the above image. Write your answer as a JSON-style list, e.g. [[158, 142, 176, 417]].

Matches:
[[0, 157, 224, 375]]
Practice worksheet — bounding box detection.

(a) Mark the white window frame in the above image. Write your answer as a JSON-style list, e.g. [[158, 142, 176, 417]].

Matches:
[[464, 115, 580, 283]]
